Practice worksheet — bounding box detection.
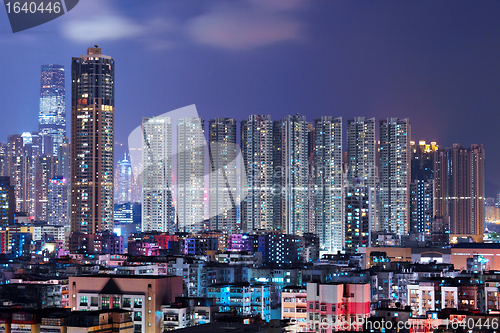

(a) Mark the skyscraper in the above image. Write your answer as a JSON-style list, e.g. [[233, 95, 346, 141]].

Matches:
[[55, 138, 70, 180], [379, 118, 411, 236], [142, 116, 173, 232], [241, 115, 274, 231], [409, 141, 438, 238], [35, 155, 56, 221], [7, 134, 27, 213], [313, 116, 343, 253], [346, 117, 377, 232], [39, 64, 66, 156], [116, 154, 133, 204], [177, 117, 205, 233], [70, 46, 115, 236], [48, 176, 69, 226], [273, 114, 309, 235], [434, 144, 484, 241], [208, 118, 237, 232]]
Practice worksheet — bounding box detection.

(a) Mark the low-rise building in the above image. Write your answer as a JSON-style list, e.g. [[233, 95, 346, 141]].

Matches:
[[69, 275, 183, 333], [281, 286, 307, 331], [305, 282, 370, 332], [207, 282, 271, 321]]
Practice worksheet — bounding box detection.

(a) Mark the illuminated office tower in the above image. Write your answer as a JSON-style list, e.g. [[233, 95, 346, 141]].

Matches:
[[116, 154, 133, 204], [273, 114, 309, 235], [346, 118, 377, 231], [177, 117, 205, 233], [48, 176, 69, 226], [142, 117, 173, 232], [409, 141, 438, 238], [71, 46, 114, 235], [209, 118, 237, 232], [313, 116, 343, 253], [434, 144, 484, 241], [39, 64, 66, 156], [241, 115, 274, 231], [379, 118, 411, 235], [0, 177, 15, 230], [35, 155, 56, 221]]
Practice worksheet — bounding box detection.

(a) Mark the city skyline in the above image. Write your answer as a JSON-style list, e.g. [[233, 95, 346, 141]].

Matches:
[[0, 1, 498, 198], [0, 3, 499, 329]]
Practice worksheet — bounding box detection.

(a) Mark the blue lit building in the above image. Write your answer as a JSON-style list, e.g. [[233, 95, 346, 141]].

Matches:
[[260, 232, 305, 265], [409, 141, 438, 239], [113, 203, 141, 244], [39, 64, 65, 156], [10, 231, 32, 259], [0, 177, 14, 230], [207, 282, 271, 321]]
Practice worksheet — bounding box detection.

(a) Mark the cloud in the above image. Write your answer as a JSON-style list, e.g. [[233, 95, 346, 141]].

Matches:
[[62, 15, 146, 43], [59, 0, 305, 51], [59, 0, 176, 47], [248, 0, 305, 12], [187, 0, 305, 50]]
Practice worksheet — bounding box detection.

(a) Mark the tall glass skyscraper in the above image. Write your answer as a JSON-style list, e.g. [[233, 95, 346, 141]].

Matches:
[[70, 46, 115, 237], [39, 64, 65, 156]]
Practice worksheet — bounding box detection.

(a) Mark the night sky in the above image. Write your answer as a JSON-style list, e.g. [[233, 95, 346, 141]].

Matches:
[[0, 0, 499, 196]]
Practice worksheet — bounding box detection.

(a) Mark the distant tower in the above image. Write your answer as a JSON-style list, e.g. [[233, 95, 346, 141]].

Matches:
[[208, 117, 237, 232], [70, 46, 115, 235], [142, 116, 173, 232], [117, 154, 133, 204], [39, 64, 66, 156], [379, 118, 411, 235], [434, 144, 484, 241], [241, 115, 274, 231], [313, 116, 343, 253], [35, 155, 56, 221], [177, 117, 205, 233]]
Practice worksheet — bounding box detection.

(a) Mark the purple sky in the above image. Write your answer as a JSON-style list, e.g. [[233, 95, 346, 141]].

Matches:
[[0, 0, 499, 196]]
